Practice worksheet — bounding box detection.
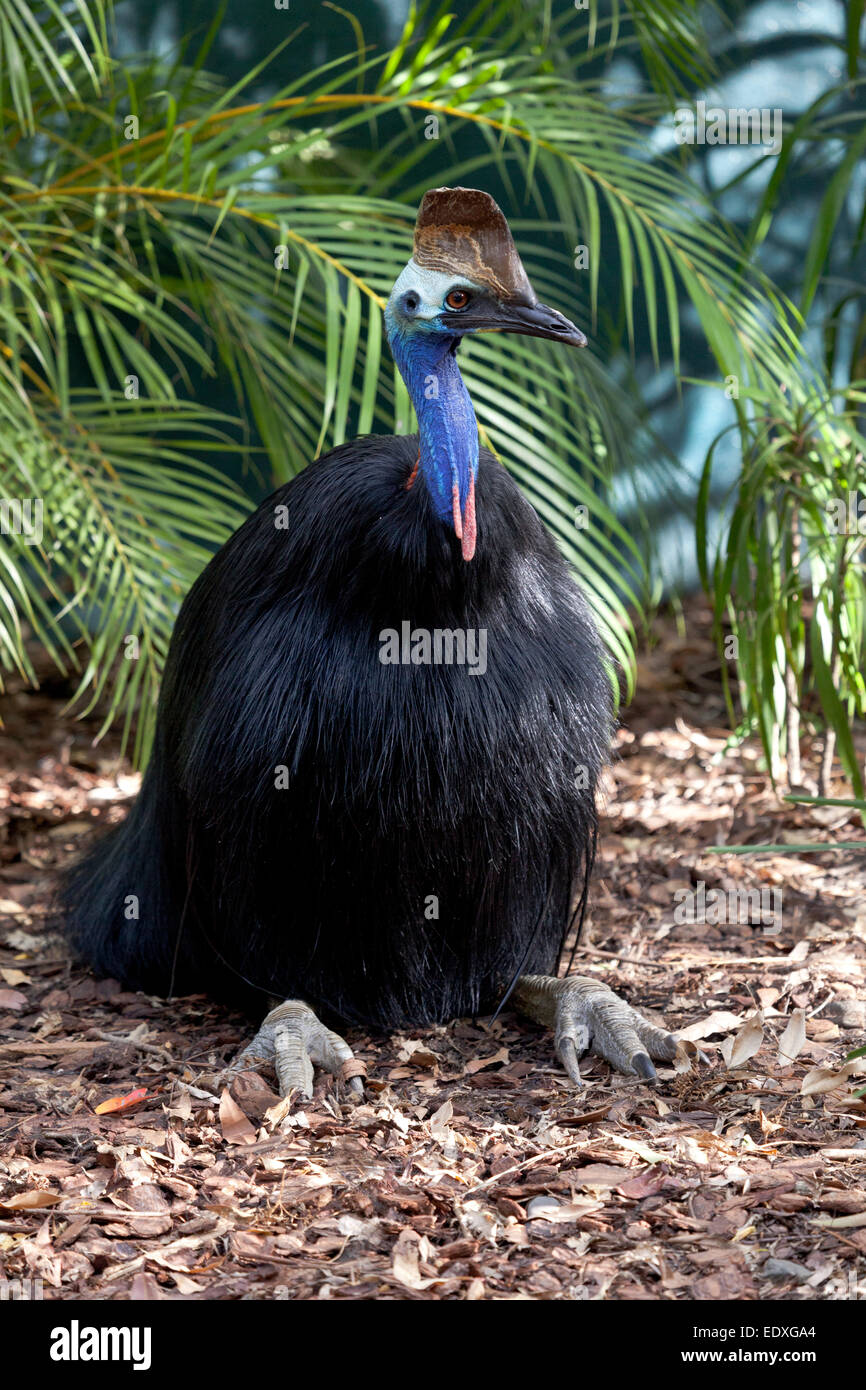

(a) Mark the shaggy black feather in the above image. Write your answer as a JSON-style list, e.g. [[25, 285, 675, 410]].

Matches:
[[61, 436, 612, 1028]]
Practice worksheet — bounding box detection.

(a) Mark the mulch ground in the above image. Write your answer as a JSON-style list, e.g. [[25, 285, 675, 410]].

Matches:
[[1, 600, 864, 1301]]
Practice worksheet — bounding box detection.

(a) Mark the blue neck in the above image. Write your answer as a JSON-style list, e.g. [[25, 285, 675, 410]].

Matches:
[[386, 325, 479, 529]]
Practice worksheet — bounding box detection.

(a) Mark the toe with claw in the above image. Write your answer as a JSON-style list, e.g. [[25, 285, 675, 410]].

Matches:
[[515, 974, 678, 1085], [223, 999, 366, 1100]]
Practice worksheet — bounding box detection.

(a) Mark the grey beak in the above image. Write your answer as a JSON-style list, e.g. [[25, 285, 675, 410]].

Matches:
[[442, 299, 587, 347]]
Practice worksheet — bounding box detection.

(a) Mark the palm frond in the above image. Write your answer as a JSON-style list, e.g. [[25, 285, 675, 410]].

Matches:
[[0, 0, 813, 756]]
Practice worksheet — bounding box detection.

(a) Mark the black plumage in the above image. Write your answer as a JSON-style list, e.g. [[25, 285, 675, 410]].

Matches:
[[62, 434, 611, 1029]]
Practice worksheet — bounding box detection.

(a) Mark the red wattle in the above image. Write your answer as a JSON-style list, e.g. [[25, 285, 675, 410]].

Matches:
[[461, 473, 476, 561], [451, 482, 463, 540]]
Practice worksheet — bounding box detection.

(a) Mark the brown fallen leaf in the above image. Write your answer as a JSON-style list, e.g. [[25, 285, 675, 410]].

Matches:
[[572, 1163, 633, 1188], [502, 1219, 529, 1246], [673, 1038, 699, 1072], [464, 1047, 509, 1075], [0, 1190, 61, 1211], [606, 1134, 668, 1164], [721, 1012, 764, 1069], [0, 967, 31, 986], [228, 1069, 280, 1122], [554, 1105, 611, 1127], [392, 1228, 435, 1290], [675, 1130, 738, 1166], [129, 1272, 164, 1300], [170, 1272, 204, 1295], [396, 1039, 440, 1068], [616, 1170, 669, 1199], [219, 1087, 258, 1145], [0, 988, 27, 1011], [801, 1058, 866, 1095], [429, 1099, 454, 1142], [525, 1199, 603, 1222], [677, 1011, 745, 1043], [776, 1008, 807, 1065]]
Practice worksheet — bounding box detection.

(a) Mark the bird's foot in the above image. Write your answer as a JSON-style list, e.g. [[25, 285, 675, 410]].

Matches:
[[515, 974, 678, 1086], [224, 999, 366, 1100]]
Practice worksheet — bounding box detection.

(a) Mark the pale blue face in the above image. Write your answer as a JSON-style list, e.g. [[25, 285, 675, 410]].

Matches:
[[384, 261, 482, 343]]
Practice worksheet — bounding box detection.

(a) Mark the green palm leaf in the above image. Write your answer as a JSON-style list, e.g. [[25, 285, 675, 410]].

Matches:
[[0, 0, 808, 759]]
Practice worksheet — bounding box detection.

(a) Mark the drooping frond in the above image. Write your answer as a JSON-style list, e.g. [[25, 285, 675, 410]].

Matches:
[[0, 0, 805, 753]]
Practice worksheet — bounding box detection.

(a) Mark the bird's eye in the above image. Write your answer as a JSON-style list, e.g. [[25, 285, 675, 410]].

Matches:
[[403, 293, 419, 313], [445, 289, 470, 310]]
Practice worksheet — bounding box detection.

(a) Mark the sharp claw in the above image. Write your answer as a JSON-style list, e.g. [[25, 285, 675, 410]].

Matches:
[[557, 1036, 584, 1087], [632, 1051, 657, 1081]]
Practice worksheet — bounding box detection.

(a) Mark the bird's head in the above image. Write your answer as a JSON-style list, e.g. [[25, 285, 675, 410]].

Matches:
[[384, 188, 586, 560], [385, 186, 587, 351]]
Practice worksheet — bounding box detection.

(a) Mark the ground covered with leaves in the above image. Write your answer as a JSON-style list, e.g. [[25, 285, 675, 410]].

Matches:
[[1, 603, 864, 1301]]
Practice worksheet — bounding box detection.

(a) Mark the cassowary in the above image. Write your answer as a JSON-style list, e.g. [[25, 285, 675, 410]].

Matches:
[[62, 187, 676, 1097]]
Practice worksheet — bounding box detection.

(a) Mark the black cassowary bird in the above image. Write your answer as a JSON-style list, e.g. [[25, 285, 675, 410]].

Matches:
[[62, 188, 676, 1097]]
